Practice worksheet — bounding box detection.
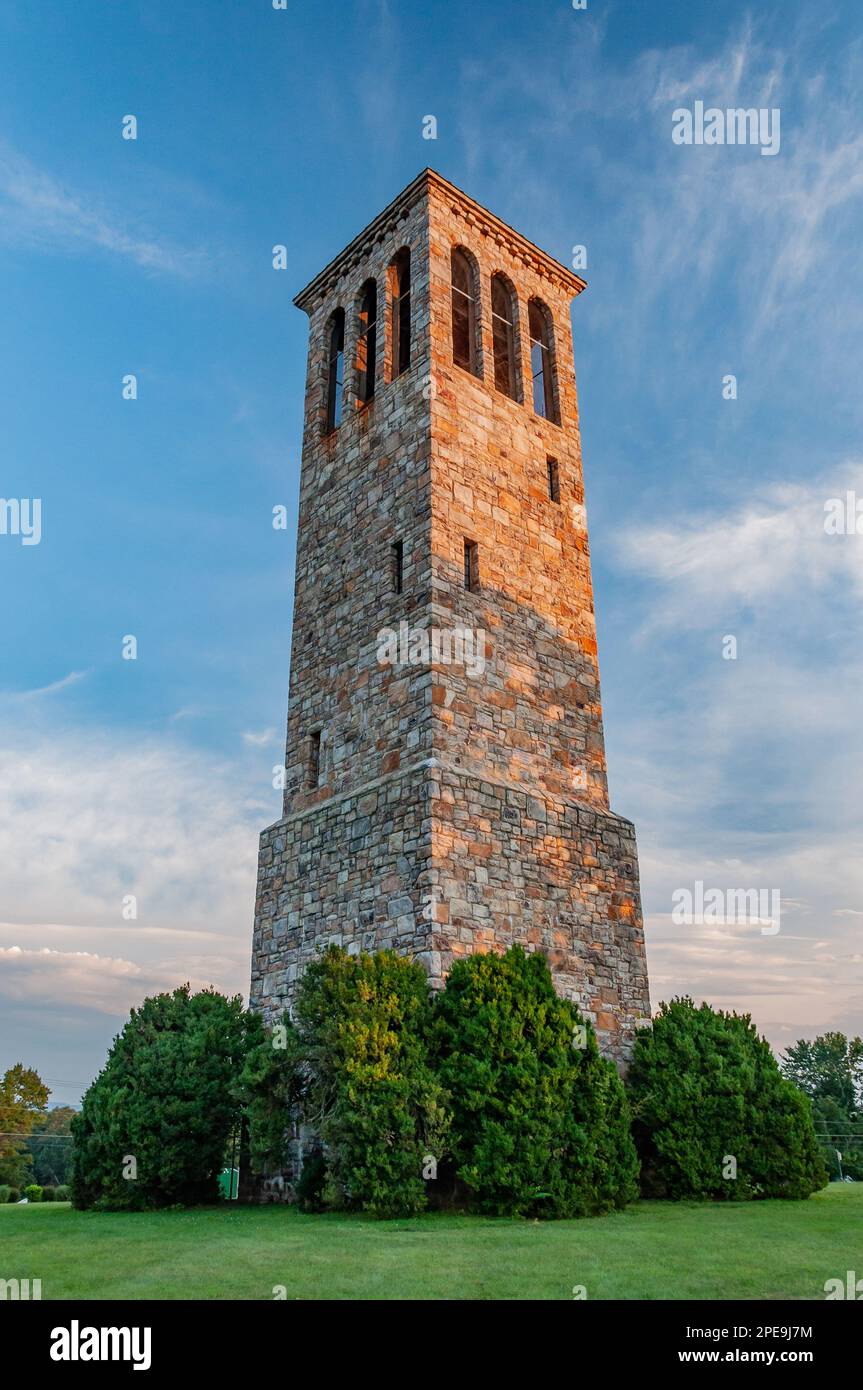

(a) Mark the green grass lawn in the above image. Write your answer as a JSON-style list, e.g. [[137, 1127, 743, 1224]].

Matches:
[[2, 1185, 860, 1300]]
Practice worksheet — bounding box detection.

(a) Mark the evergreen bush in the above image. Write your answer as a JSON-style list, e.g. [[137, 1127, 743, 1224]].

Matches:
[[71, 985, 258, 1210], [627, 997, 828, 1200], [434, 945, 639, 1217]]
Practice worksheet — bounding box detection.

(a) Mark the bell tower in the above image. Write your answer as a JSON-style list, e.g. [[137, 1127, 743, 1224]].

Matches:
[[250, 170, 650, 1061]]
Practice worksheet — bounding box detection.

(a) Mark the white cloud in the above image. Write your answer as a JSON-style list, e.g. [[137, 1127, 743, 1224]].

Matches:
[[0, 945, 232, 1018], [0, 139, 210, 277], [241, 728, 278, 747], [1, 946, 144, 1015], [0, 727, 265, 1022], [4, 670, 90, 700], [457, 13, 863, 387], [619, 464, 863, 632], [623, 21, 863, 345], [607, 468, 863, 1045]]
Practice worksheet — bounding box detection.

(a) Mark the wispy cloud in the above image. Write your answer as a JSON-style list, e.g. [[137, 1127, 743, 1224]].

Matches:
[[457, 14, 863, 380], [617, 464, 863, 633], [0, 138, 210, 277], [169, 707, 202, 723], [3, 670, 90, 700], [241, 728, 278, 747]]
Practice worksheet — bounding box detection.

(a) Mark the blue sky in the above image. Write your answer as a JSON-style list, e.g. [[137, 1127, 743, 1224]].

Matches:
[[1, 0, 862, 1106]]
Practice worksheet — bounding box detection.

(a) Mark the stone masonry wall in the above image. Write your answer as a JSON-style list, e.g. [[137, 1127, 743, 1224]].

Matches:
[[251, 761, 433, 1024], [282, 186, 432, 818], [426, 763, 649, 1059], [250, 171, 650, 1065], [426, 178, 609, 810]]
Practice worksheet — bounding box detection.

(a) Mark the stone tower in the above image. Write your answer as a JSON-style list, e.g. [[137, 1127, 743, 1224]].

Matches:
[[250, 170, 650, 1062]]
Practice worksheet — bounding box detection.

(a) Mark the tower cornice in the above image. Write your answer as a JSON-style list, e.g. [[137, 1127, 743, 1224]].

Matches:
[[293, 168, 587, 315]]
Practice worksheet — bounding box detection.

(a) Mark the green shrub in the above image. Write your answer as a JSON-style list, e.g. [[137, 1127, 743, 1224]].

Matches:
[[627, 997, 828, 1200], [294, 1148, 327, 1213], [240, 1016, 304, 1180], [249, 947, 450, 1217], [303, 948, 449, 1216], [71, 985, 260, 1211], [0, 1185, 10, 1204], [433, 945, 639, 1218], [23, 1183, 42, 1202], [7, 1187, 20, 1203], [41, 1185, 56, 1202], [54, 1185, 71, 1202]]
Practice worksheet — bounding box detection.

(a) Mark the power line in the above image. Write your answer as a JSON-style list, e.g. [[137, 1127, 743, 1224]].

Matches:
[[0, 1133, 73, 1141]]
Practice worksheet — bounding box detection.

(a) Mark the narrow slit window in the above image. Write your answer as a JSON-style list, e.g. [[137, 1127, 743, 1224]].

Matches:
[[547, 457, 560, 503], [308, 731, 321, 788], [357, 280, 377, 404], [389, 249, 411, 378], [491, 274, 517, 400], [463, 539, 479, 593], [325, 309, 345, 432], [529, 300, 558, 423], [451, 247, 477, 373], [391, 539, 404, 594]]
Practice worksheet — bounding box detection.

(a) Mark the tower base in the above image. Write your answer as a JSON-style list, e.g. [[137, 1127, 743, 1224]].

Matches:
[[250, 759, 650, 1065]]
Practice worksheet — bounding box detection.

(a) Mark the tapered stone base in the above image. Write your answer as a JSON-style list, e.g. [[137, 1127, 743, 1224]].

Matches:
[[250, 759, 650, 1065]]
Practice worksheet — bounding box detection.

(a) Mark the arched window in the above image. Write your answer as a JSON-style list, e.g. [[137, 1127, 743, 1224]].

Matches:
[[528, 299, 558, 423], [389, 248, 411, 378], [325, 308, 345, 432], [491, 273, 518, 400], [356, 280, 377, 404], [451, 247, 478, 374]]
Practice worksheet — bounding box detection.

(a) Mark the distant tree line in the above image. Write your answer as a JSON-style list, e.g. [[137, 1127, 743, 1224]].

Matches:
[[780, 1032, 863, 1181], [0, 1063, 76, 1199]]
